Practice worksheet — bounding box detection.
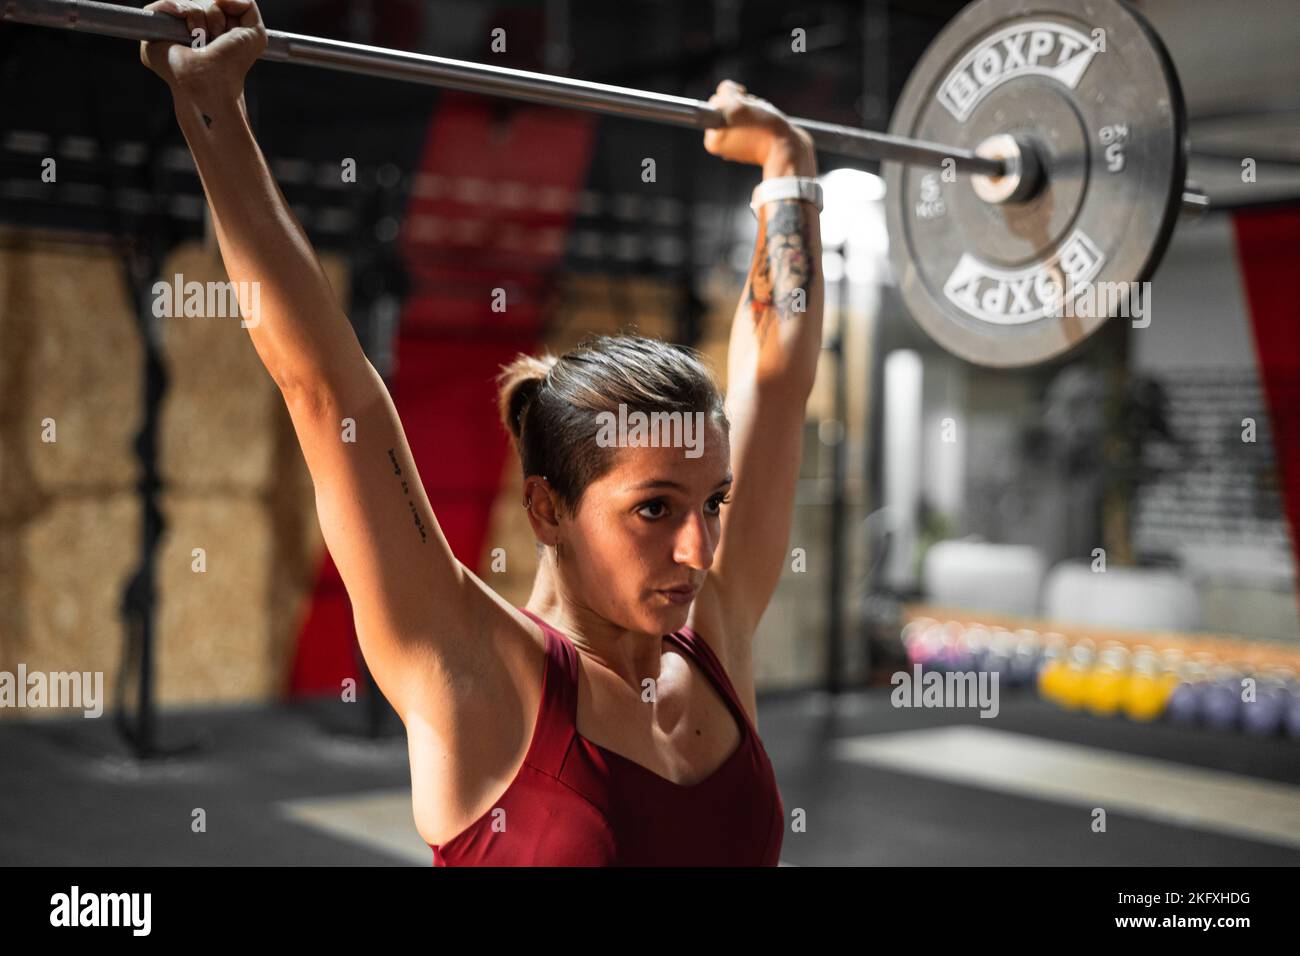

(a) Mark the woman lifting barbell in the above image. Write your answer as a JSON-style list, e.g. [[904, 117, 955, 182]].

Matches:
[[140, 0, 823, 865]]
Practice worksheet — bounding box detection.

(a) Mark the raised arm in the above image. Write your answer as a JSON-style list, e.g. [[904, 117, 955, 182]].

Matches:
[[141, 0, 512, 719], [692, 81, 824, 665]]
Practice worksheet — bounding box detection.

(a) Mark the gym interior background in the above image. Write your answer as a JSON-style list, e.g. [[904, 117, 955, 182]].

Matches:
[[1, 0, 1298, 866]]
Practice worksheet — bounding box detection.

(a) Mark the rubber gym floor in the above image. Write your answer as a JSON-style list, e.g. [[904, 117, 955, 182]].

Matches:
[[4, 688, 1298, 866]]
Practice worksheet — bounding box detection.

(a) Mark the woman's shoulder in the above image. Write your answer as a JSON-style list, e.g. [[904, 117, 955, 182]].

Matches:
[[686, 579, 744, 666], [457, 565, 550, 663], [685, 582, 758, 724]]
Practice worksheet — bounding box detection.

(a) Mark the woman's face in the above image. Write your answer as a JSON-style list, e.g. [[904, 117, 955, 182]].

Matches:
[[562, 421, 731, 637]]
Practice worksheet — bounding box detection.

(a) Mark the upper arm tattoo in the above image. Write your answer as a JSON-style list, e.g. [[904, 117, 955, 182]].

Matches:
[[389, 447, 429, 544], [743, 199, 815, 326]]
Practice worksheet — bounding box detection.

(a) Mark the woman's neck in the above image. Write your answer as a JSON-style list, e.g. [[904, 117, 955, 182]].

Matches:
[[524, 556, 664, 686]]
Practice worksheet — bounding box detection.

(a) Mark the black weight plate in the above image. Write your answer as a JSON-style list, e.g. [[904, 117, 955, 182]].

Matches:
[[885, 0, 1187, 367]]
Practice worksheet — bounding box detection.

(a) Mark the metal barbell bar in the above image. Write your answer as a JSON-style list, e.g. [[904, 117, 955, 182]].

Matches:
[[1, 0, 1010, 178]]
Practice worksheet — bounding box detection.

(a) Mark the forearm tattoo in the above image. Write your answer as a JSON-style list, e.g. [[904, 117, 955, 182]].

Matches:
[[743, 199, 815, 325]]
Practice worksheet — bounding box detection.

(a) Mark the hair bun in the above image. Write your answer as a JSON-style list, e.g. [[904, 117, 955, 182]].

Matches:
[[495, 352, 559, 442]]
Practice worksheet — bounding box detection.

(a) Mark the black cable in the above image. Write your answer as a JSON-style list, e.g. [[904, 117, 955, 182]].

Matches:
[[79, 37, 187, 758]]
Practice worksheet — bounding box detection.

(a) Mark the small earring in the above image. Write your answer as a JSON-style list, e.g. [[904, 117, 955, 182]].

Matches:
[[524, 497, 532, 510]]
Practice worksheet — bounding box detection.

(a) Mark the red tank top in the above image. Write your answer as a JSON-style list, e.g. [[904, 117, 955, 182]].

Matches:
[[428, 607, 785, 866]]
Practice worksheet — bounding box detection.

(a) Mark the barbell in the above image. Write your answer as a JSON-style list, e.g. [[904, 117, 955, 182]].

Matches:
[[2, 0, 1206, 366]]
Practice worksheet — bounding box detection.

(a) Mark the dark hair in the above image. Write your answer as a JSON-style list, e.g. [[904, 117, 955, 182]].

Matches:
[[495, 334, 728, 514]]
